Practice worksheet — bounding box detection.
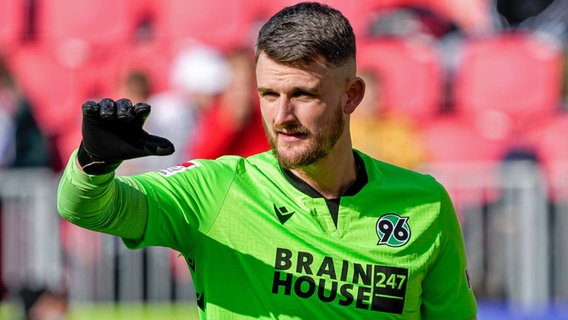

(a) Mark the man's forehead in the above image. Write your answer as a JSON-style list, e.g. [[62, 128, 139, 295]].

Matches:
[[258, 52, 350, 78]]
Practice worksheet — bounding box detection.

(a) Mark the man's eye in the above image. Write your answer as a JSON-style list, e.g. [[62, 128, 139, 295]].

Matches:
[[260, 92, 278, 99], [258, 91, 276, 97], [292, 91, 314, 98]]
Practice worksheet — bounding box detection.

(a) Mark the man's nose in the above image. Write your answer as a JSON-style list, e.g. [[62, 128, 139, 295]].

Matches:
[[273, 98, 296, 124]]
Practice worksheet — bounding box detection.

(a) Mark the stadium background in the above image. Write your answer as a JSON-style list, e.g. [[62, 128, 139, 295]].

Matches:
[[0, 0, 567, 319]]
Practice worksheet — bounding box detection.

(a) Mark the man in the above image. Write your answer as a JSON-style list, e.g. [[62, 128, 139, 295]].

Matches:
[[57, 2, 477, 319]]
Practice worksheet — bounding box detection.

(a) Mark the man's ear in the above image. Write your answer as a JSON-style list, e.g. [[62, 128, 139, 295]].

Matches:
[[344, 76, 365, 114]]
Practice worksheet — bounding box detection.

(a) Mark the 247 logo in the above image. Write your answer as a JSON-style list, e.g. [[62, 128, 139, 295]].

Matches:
[[376, 214, 410, 247]]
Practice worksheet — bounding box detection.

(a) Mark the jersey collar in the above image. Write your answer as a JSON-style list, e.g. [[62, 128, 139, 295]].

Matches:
[[280, 151, 368, 199]]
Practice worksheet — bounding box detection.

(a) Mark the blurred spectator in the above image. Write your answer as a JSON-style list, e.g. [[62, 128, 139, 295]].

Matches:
[[365, 5, 460, 41], [114, 70, 154, 175], [494, 0, 568, 41], [188, 48, 269, 159], [351, 69, 427, 170], [430, 0, 494, 36], [116, 70, 152, 103], [20, 287, 68, 320], [0, 55, 52, 169], [137, 44, 232, 171], [0, 53, 57, 313], [502, 0, 568, 108], [495, 0, 555, 27], [361, 5, 468, 111]]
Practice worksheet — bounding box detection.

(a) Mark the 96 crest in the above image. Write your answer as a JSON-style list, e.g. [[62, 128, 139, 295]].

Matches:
[[376, 214, 411, 247]]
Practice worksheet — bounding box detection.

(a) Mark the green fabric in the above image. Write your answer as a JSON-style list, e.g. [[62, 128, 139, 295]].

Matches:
[[57, 150, 477, 319]]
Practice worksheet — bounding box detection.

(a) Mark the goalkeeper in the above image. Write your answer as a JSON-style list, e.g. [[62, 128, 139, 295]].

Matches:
[[57, 2, 477, 319]]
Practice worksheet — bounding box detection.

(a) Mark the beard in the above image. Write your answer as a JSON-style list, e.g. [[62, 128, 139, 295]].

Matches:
[[264, 104, 345, 169]]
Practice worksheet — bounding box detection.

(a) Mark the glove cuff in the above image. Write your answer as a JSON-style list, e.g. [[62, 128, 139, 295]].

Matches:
[[77, 142, 121, 175]]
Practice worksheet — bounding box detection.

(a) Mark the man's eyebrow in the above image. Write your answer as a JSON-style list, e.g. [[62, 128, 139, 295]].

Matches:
[[293, 86, 320, 95], [257, 85, 321, 95], [257, 87, 275, 95]]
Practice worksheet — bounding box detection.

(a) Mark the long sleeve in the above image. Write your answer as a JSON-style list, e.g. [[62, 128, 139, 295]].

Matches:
[[57, 150, 148, 240]]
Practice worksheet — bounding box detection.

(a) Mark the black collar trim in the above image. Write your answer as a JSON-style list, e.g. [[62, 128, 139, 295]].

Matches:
[[280, 152, 368, 199]]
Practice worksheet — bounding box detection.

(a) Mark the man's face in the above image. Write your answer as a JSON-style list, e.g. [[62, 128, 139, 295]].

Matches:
[[256, 52, 348, 169]]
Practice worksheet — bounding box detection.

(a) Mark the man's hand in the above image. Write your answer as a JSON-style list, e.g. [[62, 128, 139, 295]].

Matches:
[[78, 98, 175, 174]]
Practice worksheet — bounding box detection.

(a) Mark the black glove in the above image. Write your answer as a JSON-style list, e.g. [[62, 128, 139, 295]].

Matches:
[[78, 98, 175, 174]]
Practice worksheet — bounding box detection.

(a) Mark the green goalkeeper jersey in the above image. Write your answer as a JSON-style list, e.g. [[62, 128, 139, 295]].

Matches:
[[58, 150, 477, 319]]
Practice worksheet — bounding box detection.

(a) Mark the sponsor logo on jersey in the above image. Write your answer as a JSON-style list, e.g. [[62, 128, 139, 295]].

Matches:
[[273, 204, 295, 224], [158, 161, 201, 177], [376, 214, 411, 247], [272, 248, 408, 314]]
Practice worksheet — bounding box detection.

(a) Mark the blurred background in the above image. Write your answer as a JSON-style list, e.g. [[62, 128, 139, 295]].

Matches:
[[0, 0, 567, 319]]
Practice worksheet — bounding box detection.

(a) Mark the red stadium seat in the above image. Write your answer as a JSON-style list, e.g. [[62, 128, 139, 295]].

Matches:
[[421, 112, 506, 164], [420, 112, 506, 213], [264, 0, 379, 30], [357, 37, 444, 121], [152, 0, 265, 50], [35, 0, 139, 50], [453, 32, 564, 135], [0, 0, 26, 53], [264, 0, 405, 38], [33, 0, 157, 107], [87, 42, 173, 100]]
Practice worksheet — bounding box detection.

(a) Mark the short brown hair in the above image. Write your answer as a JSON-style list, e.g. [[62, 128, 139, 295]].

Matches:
[[255, 2, 356, 68]]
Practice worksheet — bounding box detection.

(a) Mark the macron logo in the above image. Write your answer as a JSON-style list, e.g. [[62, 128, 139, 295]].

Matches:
[[273, 204, 294, 225]]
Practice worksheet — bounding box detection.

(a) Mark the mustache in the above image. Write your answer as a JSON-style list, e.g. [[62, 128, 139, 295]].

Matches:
[[273, 123, 309, 135]]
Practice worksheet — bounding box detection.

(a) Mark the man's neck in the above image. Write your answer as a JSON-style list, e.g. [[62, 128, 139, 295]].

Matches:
[[289, 149, 358, 199]]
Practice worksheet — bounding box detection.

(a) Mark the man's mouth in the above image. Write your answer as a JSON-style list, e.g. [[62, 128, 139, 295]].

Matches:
[[277, 130, 307, 142]]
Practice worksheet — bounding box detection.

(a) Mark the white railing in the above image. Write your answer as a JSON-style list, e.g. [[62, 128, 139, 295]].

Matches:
[[423, 159, 568, 312], [0, 169, 63, 293]]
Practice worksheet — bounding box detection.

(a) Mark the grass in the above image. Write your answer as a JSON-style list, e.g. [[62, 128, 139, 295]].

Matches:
[[0, 302, 199, 320]]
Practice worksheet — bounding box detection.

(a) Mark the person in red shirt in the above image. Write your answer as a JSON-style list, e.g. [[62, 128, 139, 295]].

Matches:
[[188, 48, 269, 159]]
